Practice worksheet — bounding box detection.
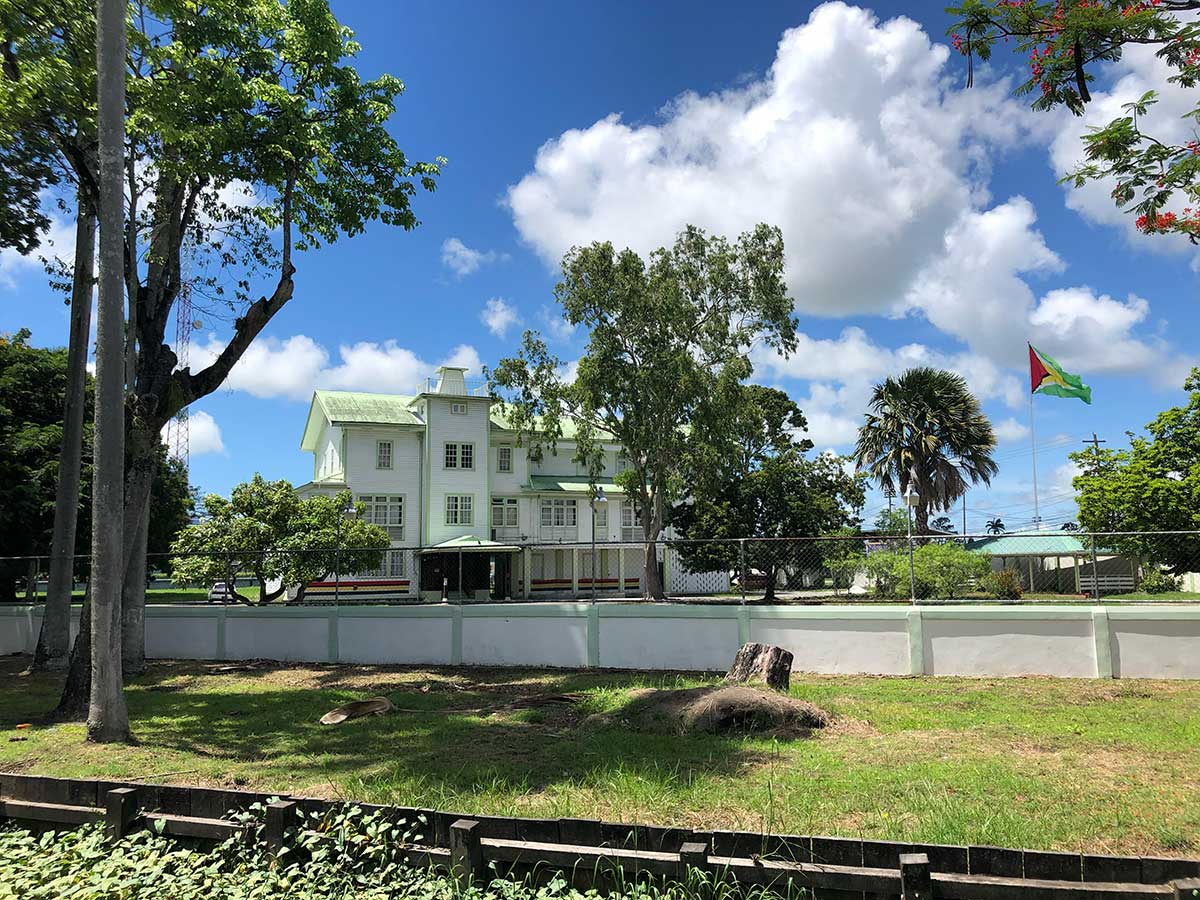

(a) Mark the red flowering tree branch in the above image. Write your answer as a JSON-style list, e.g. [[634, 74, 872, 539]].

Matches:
[[948, 0, 1200, 240]]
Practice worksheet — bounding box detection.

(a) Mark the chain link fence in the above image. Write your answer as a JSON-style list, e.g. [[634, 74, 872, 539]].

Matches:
[[3, 531, 1199, 605]]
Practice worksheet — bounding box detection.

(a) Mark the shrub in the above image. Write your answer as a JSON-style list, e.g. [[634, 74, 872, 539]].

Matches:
[[911, 542, 990, 600], [1140, 568, 1181, 594], [980, 567, 1023, 600]]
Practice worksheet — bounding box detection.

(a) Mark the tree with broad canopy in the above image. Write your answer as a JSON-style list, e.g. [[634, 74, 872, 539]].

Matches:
[[488, 225, 797, 600]]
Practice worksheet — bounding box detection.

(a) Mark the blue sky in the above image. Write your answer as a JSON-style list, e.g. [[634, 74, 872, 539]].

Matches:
[[2, 0, 1197, 533]]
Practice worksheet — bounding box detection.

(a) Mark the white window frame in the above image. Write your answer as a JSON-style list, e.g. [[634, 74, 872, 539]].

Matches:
[[357, 494, 404, 541], [363, 549, 406, 579], [497, 446, 513, 473], [450, 401, 468, 415], [445, 494, 474, 525], [540, 498, 577, 527], [621, 501, 644, 542], [491, 497, 519, 528], [593, 502, 608, 529], [376, 440, 393, 470], [444, 442, 474, 470]]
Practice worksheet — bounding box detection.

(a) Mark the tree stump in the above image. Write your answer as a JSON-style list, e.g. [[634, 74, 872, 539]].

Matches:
[[726, 642, 793, 692]]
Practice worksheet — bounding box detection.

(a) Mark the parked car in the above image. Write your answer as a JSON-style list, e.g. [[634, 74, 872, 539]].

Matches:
[[207, 582, 241, 603]]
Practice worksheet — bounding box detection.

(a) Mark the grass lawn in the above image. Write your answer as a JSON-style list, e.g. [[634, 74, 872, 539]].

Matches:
[[2, 655, 1198, 857]]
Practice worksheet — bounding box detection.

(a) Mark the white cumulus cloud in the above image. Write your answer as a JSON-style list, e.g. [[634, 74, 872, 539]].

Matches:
[[440, 237, 506, 278], [481, 298, 521, 338], [508, 2, 1036, 317], [187, 334, 482, 401], [160, 409, 225, 456]]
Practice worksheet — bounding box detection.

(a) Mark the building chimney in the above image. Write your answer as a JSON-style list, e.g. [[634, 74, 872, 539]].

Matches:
[[434, 366, 468, 395]]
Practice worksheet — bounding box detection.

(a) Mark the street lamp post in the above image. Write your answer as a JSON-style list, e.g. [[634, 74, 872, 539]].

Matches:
[[904, 485, 920, 603], [334, 498, 356, 606], [590, 487, 608, 603]]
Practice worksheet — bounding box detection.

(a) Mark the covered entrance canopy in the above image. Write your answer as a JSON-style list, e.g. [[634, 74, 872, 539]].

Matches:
[[419, 536, 521, 601]]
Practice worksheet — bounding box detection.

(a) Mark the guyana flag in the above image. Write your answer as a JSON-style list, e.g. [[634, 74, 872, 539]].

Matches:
[[1029, 344, 1091, 404]]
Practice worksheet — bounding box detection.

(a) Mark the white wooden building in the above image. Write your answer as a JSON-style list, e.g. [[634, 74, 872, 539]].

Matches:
[[296, 366, 677, 601]]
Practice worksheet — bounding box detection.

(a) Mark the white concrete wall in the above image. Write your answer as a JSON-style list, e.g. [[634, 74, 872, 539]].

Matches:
[[1110, 612, 1200, 679], [598, 608, 737, 670], [921, 612, 1098, 678], [146, 614, 221, 660], [3, 604, 1199, 679], [224, 613, 331, 663], [462, 610, 589, 667], [337, 614, 453, 665], [752, 613, 911, 675]]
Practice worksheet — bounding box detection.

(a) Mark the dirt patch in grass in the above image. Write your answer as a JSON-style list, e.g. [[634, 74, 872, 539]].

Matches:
[[619, 685, 831, 736]]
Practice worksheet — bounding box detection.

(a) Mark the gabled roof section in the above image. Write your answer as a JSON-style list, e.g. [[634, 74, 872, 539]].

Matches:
[[300, 390, 424, 451], [489, 402, 615, 441]]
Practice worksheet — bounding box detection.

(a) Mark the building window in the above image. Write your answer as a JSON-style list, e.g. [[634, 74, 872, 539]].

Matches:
[[621, 501, 644, 541], [445, 494, 474, 525], [491, 497, 519, 528], [444, 442, 474, 469], [540, 498, 577, 527], [376, 440, 393, 469], [593, 502, 608, 529], [450, 402, 467, 415], [364, 549, 406, 579], [358, 494, 404, 540], [497, 446, 512, 473]]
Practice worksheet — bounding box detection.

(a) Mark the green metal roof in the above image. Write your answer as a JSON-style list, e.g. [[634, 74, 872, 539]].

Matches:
[[490, 403, 616, 441], [301, 391, 423, 450], [527, 476, 625, 495], [967, 535, 1088, 556]]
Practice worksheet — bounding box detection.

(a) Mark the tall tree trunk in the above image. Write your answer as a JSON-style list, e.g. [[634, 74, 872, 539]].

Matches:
[[53, 588, 91, 720], [87, 0, 130, 743], [121, 483, 150, 679], [120, 426, 158, 677], [33, 202, 95, 672]]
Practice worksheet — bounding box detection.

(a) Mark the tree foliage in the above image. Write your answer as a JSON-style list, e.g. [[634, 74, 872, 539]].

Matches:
[[671, 385, 864, 600], [948, 0, 1200, 239], [169, 476, 389, 602], [854, 367, 998, 535], [1071, 367, 1200, 572], [0, 331, 194, 599], [490, 225, 797, 599]]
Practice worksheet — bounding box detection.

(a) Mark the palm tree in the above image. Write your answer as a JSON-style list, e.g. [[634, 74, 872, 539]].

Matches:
[[854, 368, 998, 535], [986, 517, 1006, 535]]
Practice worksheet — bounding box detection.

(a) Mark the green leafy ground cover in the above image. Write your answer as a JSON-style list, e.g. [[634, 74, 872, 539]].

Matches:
[[2, 656, 1198, 857], [0, 805, 779, 900]]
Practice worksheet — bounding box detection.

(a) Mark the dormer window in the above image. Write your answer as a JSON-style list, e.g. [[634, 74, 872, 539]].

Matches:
[[451, 402, 467, 415]]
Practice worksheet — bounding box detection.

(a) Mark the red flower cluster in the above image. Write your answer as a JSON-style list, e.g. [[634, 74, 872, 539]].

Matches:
[[1187, 141, 1200, 156], [952, 32, 966, 52], [1135, 211, 1177, 232]]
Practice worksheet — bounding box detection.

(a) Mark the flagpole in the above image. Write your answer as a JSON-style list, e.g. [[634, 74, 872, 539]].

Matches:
[[1029, 387, 1040, 530]]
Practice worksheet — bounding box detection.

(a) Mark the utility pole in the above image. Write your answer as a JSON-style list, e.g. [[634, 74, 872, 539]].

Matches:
[[1082, 433, 1107, 475]]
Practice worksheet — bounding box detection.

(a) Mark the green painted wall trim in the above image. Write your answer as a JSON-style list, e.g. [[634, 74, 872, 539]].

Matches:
[[587, 604, 600, 667], [1092, 607, 1113, 679], [737, 606, 751, 647], [907, 609, 924, 676], [450, 605, 463, 665]]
